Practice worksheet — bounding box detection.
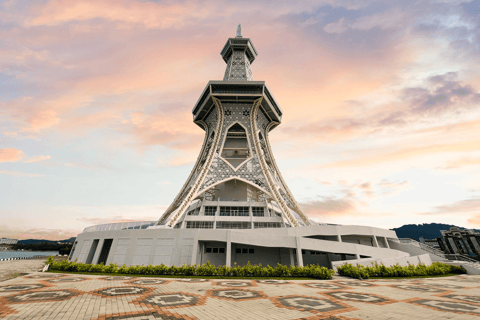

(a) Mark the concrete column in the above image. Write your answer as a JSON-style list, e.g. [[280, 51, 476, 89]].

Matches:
[[214, 201, 219, 229], [373, 235, 379, 247], [448, 238, 459, 254], [190, 234, 199, 266], [355, 253, 360, 259], [337, 235, 342, 242], [92, 238, 104, 265], [226, 231, 232, 267], [470, 237, 480, 254], [385, 237, 390, 249], [295, 236, 303, 267], [289, 249, 295, 267]]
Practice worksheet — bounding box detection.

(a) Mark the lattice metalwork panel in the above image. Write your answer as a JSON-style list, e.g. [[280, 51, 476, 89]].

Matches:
[[223, 50, 254, 81], [199, 102, 270, 193], [256, 108, 270, 135]]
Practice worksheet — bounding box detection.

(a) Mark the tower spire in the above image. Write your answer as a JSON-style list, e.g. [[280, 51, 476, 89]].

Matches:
[[220, 26, 257, 81], [236, 24, 242, 38]]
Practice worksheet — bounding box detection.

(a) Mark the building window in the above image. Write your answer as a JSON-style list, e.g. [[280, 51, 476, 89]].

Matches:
[[187, 207, 200, 216], [219, 206, 249, 216], [186, 221, 214, 229], [204, 206, 217, 216], [174, 222, 182, 229], [252, 207, 264, 217], [235, 247, 254, 254], [205, 247, 225, 253], [216, 222, 251, 229], [253, 222, 283, 228]]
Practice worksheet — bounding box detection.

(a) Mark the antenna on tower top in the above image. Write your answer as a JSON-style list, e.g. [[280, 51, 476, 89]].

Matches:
[[236, 24, 242, 37]]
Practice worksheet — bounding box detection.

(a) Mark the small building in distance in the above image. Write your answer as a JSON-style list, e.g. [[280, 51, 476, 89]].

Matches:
[[419, 236, 441, 250], [0, 238, 18, 245], [437, 227, 480, 257]]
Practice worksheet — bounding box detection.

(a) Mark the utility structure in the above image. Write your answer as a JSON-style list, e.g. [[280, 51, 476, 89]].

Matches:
[[156, 25, 312, 230]]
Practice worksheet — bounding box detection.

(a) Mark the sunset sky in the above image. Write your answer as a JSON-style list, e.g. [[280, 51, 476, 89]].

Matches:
[[1, 0, 480, 240]]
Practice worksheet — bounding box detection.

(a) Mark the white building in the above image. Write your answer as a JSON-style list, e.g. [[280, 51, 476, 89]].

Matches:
[[70, 26, 422, 268], [0, 238, 19, 245]]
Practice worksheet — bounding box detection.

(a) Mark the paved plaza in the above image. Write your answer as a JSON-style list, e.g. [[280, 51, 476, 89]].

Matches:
[[1, 273, 480, 319]]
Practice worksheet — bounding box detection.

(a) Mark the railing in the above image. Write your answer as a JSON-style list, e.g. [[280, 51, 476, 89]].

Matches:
[[393, 238, 480, 264], [445, 254, 480, 264], [82, 221, 156, 233]]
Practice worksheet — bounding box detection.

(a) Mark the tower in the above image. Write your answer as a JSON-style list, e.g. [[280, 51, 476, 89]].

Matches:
[[156, 26, 312, 229]]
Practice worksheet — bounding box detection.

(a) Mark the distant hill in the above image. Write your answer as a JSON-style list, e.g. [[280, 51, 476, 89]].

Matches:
[[18, 237, 76, 244], [391, 223, 480, 241]]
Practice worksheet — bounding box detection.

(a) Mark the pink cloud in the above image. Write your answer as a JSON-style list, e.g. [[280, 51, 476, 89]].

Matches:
[[0, 148, 24, 162]]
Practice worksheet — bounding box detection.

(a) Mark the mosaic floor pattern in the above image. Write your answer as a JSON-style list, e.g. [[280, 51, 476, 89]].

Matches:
[[0, 273, 479, 319]]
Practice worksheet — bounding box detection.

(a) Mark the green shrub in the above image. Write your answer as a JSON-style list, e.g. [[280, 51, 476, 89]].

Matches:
[[47, 259, 338, 279], [337, 262, 466, 279], [46, 256, 55, 265]]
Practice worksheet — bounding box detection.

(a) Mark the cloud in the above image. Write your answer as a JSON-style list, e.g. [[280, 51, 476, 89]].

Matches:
[[441, 156, 480, 169], [0, 148, 24, 162], [0, 170, 43, 177], [421, 196, 480, 215], [63, 160, 121, 172], [26, 0, 214, 29], [281, 72, 480, 145], [0, 224, 79, 240], [405, 72, 480, 116], [468, 215, 480, 227], [300, 196, 357, 218], [23, 155, 51, 163], [323, 140, 480, 168], [3, 131, 18, 137], [324, 17, 348, 34], [377, 179, 410, 195]]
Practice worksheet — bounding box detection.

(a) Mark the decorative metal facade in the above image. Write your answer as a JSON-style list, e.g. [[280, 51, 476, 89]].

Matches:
[[156, 30, 311, 228]]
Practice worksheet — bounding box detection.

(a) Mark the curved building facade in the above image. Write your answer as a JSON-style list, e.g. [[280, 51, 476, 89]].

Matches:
[[70, 27, 410, 268]]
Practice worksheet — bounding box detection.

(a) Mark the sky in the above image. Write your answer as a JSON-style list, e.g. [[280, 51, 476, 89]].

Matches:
[[1, 0, 480, 240]]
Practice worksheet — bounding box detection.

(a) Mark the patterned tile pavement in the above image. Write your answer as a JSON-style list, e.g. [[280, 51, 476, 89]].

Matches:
[[0, 273, 479, 319]]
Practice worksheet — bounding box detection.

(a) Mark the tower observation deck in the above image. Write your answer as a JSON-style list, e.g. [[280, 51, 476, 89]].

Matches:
[[156, 26, 312, 229]]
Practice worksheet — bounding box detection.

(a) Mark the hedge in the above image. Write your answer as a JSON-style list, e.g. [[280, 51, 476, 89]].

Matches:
[[46, 257, 334, 279], [336, 262, 466, 279]]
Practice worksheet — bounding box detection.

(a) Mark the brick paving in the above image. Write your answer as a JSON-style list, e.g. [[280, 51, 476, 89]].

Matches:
[[0, 273, 479, 319]]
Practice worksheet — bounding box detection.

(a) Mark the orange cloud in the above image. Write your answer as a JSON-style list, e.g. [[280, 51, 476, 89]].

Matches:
[[23, 155, 51, 163], [0, 148, 24, 162], [26, 109, 61, 131], [468, 215, 480, 227]]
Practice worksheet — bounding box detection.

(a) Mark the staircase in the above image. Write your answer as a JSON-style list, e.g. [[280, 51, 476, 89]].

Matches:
[[444, 261, 480, 275], [389, 238, 480, 264]]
